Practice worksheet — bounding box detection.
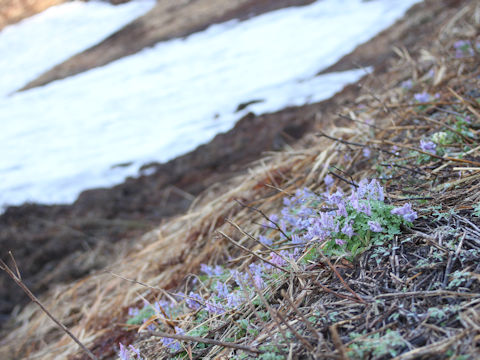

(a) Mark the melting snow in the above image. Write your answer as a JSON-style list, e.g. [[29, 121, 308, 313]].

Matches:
[[0, 0, 420, 209]]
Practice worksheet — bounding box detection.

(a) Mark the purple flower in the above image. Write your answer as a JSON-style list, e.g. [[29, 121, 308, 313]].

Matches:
[[200, 264, 214, 276], [368, 221, 383, 233], [281, 248, 300, 261], [297, 206, 314, 217], [201, 264, 224, 276], [315, 212, 338, 240], [119, 343, 130, 360], [454, 40, 469, 49], [129, 345, 142, 359], [128, 307, 139, 317], [291, 234, 304, 244], [186, 291, 203, 310], [341, 221, 355, 238], [349, 191, 360, 211], [454, 40, 474, 57], [119, 343, 143, 360], [357, 179, 369, 199], [420, 140, 436, 154], [391, 203, 417, 223], [249, 263, 264, 278], [326, 189, 344, 206], [253, 274, 265, 289], [336, 201, 348, 217], [154, 300, 171, 316], [357, 179, 385, 202], [259, 235, 272, 246], [270, 252, 287, 267], [359, 201, 372, 216], [231, 269, 250, 291], [324, 174, 334, 188], [371, 180, 385, 202], [144, 322, 156, 331], [215, 281, 230, 299], [363, 147, 371, 158], [226, 292, 243, 308], [414, 92, 430, 103], [335, 238, 346, 246], [206, 299, 225, 314], [269, 214, 279, 223], [161, 337, 181, 352], [401, 79, 413, 90]]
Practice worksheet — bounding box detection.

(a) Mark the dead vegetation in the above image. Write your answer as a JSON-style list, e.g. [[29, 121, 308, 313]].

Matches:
[[1, 1, 480, 359]]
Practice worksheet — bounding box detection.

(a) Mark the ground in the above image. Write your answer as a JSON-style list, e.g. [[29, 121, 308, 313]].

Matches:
[[0, 0, 437, 322], [1, 0, 479, 359]]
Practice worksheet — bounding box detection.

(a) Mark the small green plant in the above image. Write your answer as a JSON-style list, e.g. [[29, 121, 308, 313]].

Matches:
[[448, 271, 470, 289], [258, 345, 285, 360], [432, 207, 457, 221], [347, 330, 408, 359], [428, 305, 460, 321], [473, 203, 480, 217]]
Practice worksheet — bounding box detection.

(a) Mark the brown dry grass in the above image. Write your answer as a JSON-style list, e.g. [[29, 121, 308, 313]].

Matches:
[[1, 1, 480, 359], [0, 0, 64, 30]]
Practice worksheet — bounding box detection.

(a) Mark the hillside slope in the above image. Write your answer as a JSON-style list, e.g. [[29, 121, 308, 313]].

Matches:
[[1, 0, 480, 359], [0, 0, 438, 322]]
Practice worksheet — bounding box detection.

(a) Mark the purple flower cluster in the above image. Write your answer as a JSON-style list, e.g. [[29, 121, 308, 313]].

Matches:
[[414, 92, 431, 103], [128, 307, 139, 317], [275, 179, 389, 248], [363, 147, 371, 159], [368, 221, 383, 233], [454, 40, 474, 58], [270, 252, 287, 267], [259, 235, 273, 246], [391, 203, 417, 223], [127, 299, 176, 331], [263, 178, 419, 257], [200, 264, 223, 277], [185, 291, 203, 310], [401, 79, 413, 90], [128, 179, 419, 357], [161, 327, 185, 352], [118, 343, 143, 360], [182, 263, 274, 316], [420, 140, 437, 155], [324, 174, 334, 188]]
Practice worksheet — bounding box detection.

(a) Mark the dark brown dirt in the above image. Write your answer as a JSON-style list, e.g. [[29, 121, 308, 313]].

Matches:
[[18, 0, 314, 92], [0, 0, 451, 326]]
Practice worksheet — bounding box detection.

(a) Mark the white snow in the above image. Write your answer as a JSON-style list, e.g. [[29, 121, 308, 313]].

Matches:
[[0, 0, 420, 210]]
